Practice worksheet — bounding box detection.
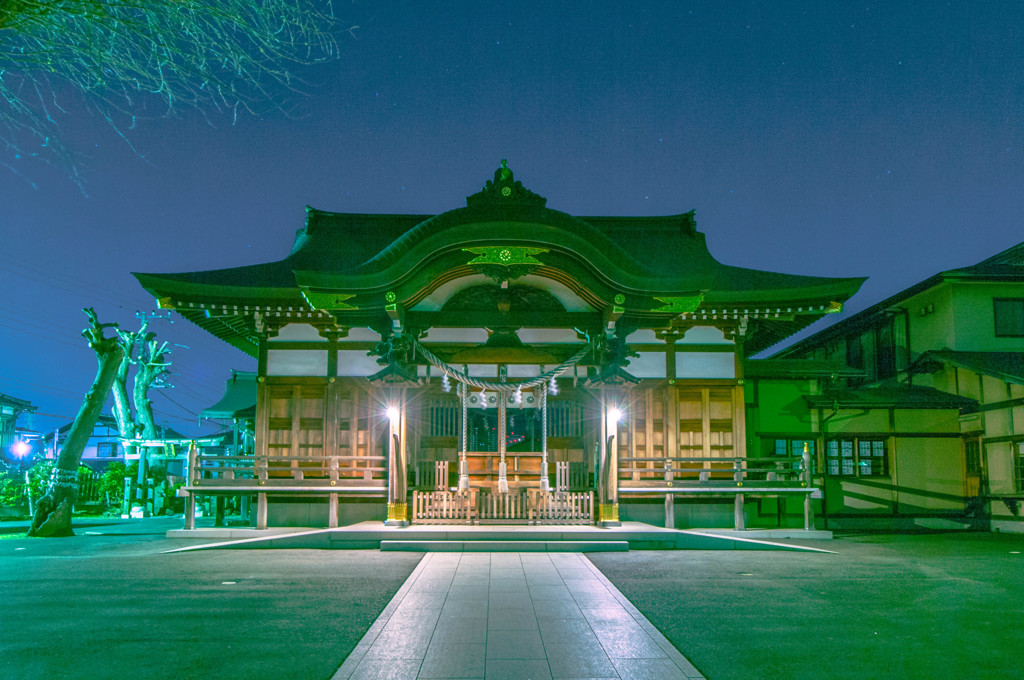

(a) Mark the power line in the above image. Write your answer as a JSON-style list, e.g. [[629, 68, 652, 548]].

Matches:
[[0, 375, 89, 398], [152, 388, 201, 417], [0, 261, 149, 310]]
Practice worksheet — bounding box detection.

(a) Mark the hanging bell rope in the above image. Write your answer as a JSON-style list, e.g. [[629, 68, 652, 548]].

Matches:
[[410, 337, 591, 392]]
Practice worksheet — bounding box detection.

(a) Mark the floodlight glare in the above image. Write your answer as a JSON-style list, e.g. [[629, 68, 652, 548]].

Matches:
[[607, 408, 622, 429], [11, 440, 30, 458], [386, 406, 400, 423]]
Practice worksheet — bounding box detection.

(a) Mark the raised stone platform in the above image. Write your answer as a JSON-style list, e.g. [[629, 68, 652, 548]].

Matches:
[[164, 521, 834, 553]]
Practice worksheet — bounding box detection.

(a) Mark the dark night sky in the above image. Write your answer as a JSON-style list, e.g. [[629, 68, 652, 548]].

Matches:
[[2, 1, 1022, 437]]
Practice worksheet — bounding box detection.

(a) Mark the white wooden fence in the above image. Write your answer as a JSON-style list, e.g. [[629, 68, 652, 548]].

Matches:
[[411, 488, 594, 525], [529, 491, 594, 525], [411, 490, 475, 524]]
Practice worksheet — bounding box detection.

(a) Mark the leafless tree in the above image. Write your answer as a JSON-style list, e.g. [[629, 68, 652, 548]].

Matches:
[[111, 318, 171, 449], [28, 308, 123, 537], [110, 317, 172, 513]]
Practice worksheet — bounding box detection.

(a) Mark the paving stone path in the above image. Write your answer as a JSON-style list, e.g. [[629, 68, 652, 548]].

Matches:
[[333, 551, 704, 680]]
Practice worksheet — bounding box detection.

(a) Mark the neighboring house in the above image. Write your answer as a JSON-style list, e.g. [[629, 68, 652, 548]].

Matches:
[[1, 393, 37, 464], [42, 415, 193, 475], [41, 415, 126, 471], [776, 242, 1024, 532]]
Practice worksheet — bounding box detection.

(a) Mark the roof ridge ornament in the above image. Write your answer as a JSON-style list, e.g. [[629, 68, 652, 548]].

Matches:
[[466, 159, 547, 207]]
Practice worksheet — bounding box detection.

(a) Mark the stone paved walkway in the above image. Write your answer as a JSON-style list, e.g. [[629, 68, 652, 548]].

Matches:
[[332, 551, 705, 680]]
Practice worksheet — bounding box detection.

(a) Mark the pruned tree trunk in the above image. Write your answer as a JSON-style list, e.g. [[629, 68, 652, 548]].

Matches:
[[130, 337, 169, 514], [133, 337, 168, 440], [28, 309, 123, 537], [111, 350, 134, 450]]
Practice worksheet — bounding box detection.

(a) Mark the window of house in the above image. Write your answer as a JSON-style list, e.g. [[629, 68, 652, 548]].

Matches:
[[825, 438, 888, 477], [858, 439, 888, 476], [772, 438, 816, 473], [994, 298, 1024, 337], [96, 441, 120, 457], [772, 438, 815, 457]]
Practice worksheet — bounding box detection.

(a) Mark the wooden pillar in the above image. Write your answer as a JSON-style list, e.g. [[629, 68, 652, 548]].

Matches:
[[803, 443, 813, 530], [257, 492, 268, 530], [183, 440, 198, 530], [328, 492, 339, 528], [183, 493, 196, 530], [732, 325, 748, 460], [665, 347, 678, 464], [254, 335, 270, 525]]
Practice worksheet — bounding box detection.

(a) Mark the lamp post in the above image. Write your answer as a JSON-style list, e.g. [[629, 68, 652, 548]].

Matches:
[[600, 402, 622, 527], [385, 402, 408, 526]]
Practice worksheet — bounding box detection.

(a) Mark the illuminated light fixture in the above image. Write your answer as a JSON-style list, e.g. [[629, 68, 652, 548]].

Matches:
[[607, 407, 622, 429], [11, 440, 30, 458], [386, 406, 400, 423]]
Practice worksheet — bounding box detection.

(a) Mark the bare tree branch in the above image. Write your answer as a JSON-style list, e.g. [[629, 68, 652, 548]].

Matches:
[[0, 0, 345, 183]]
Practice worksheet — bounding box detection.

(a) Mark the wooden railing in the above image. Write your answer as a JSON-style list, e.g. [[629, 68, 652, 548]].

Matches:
[[618, 455, 810, 488], [186, 451, 387, 488]]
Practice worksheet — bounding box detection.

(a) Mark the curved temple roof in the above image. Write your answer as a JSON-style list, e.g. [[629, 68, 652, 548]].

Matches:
[[135, 163, 865, 356]]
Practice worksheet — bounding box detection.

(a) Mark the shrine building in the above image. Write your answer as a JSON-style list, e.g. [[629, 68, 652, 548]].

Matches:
[[135, 162, 866, 530]]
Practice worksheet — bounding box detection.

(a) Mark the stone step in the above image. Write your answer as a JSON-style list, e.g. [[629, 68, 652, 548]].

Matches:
[[379, 539, 629, 553]]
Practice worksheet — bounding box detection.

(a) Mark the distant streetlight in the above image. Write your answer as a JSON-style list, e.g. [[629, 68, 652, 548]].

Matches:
[[11, 439, 30, 458]]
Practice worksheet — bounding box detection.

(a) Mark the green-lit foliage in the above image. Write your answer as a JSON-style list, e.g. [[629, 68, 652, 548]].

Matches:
[[0, 464, 26, 506], [23, 459, 55, 502], [96, 460, 127, 505], [0, 0, 341, 181]]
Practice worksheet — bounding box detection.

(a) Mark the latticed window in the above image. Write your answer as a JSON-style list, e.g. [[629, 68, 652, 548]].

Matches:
[[427, 398, 460, 437], [96, 441, 120, 457], [826, 438, 888, 477], [858, 439, 888, 476], [772, 439, 816, 472], [547, 399, 583, 438]]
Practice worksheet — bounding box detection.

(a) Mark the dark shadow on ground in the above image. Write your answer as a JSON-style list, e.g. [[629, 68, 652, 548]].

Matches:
[[590, 532, 1024, 680], [1, 521, 422, 680]]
